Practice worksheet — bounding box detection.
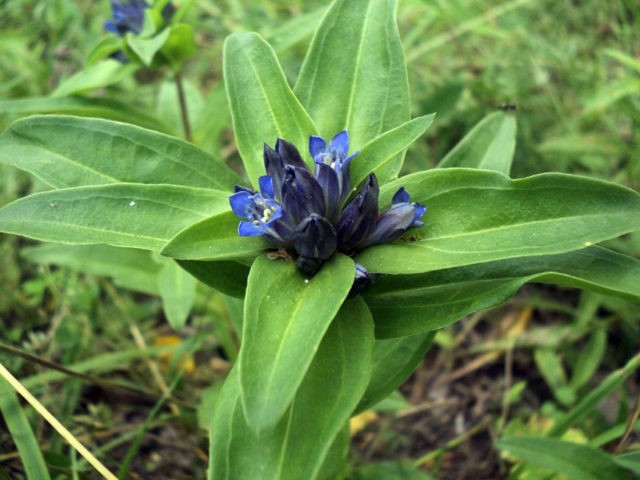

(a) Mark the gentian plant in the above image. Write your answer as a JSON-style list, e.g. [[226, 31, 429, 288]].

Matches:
[[0, 0, 639, 479], [230, 132, 425, 279]]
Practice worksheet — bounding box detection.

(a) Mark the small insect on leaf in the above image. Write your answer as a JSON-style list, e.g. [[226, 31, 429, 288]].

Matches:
[[266, 249, 294, 261]]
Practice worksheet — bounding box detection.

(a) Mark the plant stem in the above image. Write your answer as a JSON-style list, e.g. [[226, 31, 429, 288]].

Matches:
[[0, 362, 118, 480], [175, 71, 193, 142]]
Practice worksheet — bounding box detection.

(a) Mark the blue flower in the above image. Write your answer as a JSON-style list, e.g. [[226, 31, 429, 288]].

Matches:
[[229, 176, 286, 246], [309, 131, 359, 221], [105, 0, 150, 36], [359, 187, 426, 248], [106, 0, 176, 36], [229, 131, 426, 283]]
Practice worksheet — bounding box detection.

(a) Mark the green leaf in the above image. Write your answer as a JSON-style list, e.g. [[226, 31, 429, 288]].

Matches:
[[437, 111, 517, 175], [52, 60, 135, 97], [547, 352, 640, 438], [356, 332, 435, 413], [356, 169, 640, 275], [0, 115, 242, 190], [351, 114, 436, 187], [0, 377, 51, 480], [208, 297, 374, 480], [126, 28, 170, 66], [161, 210, 268, 261], [0, 184, 230, 251], [352, 461, 436, 480], [265, 5, 329, 53], [570, 326, 607, 391], [21, 243, 161, 294], [157, 258, 197, 330], [614, 452, 640, 474], [223, 32, 317, 187], [87, 36, 123, 64], [534, 348, 574, 406], [176, 259, 250, 299], [363, 246, 640, 338], [496, 436, 632, 480], [0, 97, 173, 133], [239, 254, 355, 432], [160, 24, 197, 69], [295, 0, 410, 152]]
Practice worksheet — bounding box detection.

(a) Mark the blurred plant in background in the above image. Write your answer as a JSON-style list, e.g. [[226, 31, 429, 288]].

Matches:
[[0, 1, 638, 479]]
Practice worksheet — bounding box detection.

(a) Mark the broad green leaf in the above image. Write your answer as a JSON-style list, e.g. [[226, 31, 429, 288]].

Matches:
[[0, 184, 230, 252], [0, 377, 51, 480], [162, 210, 268, 261], [177, 259, 250, 299], [209, 297, 374, 480], [437, 111, 516, 175], [0, 115, 242, 189], [295, 0, 410, 152], [363, 246, 640, 338], [239, 254, 355, 432], [351, 114, 435, 187], [21, 243, 160, 295], [0, 97, 173, 133], [356, 332, 435, 413], [317, 426, 350, 480], [52, 60, 135, 97], [356, 169, 640, 274], [614, 452, 640, 474], [157, 258, 197, 330], [496, 436, 632, 480], [223, 32, 317, 187]]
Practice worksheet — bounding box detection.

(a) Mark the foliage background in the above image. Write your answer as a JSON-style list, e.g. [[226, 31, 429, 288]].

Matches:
[[0, 0, 638, 479]]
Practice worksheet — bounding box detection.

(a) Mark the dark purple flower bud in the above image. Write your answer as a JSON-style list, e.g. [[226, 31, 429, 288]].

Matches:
[[348, 263, 374, 298], [293, 214, 337, 276], [281, 166, 325, 223], [264, 139, 312, 204], [336, 174, 379, 253], [360, 187, 426, 248], [292, 214, 337, 260], [276, 138, 308, 170], [106, 0, 149, 36], [314, 162, 341, 221]]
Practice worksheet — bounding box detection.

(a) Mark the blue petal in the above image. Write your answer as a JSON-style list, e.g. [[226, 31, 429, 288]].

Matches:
[[238, 221, 264, 236], [413, 204, 427, 226], [348, 263, 373, 298], [105, 21, 119, 33], [392, 187, 410, 204], [309, 136, 326, 158], [329, 130, 349, 155], [258, 175, 274, 198], [229, 191, 252, 217]]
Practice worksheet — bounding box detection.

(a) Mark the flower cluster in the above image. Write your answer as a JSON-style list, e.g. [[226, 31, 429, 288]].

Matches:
[[230, 131, 426, 288], [105, 0, 175, 37]]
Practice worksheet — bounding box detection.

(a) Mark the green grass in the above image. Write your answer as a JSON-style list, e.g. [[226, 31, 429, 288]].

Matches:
[[0, 1, 638, 478]]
